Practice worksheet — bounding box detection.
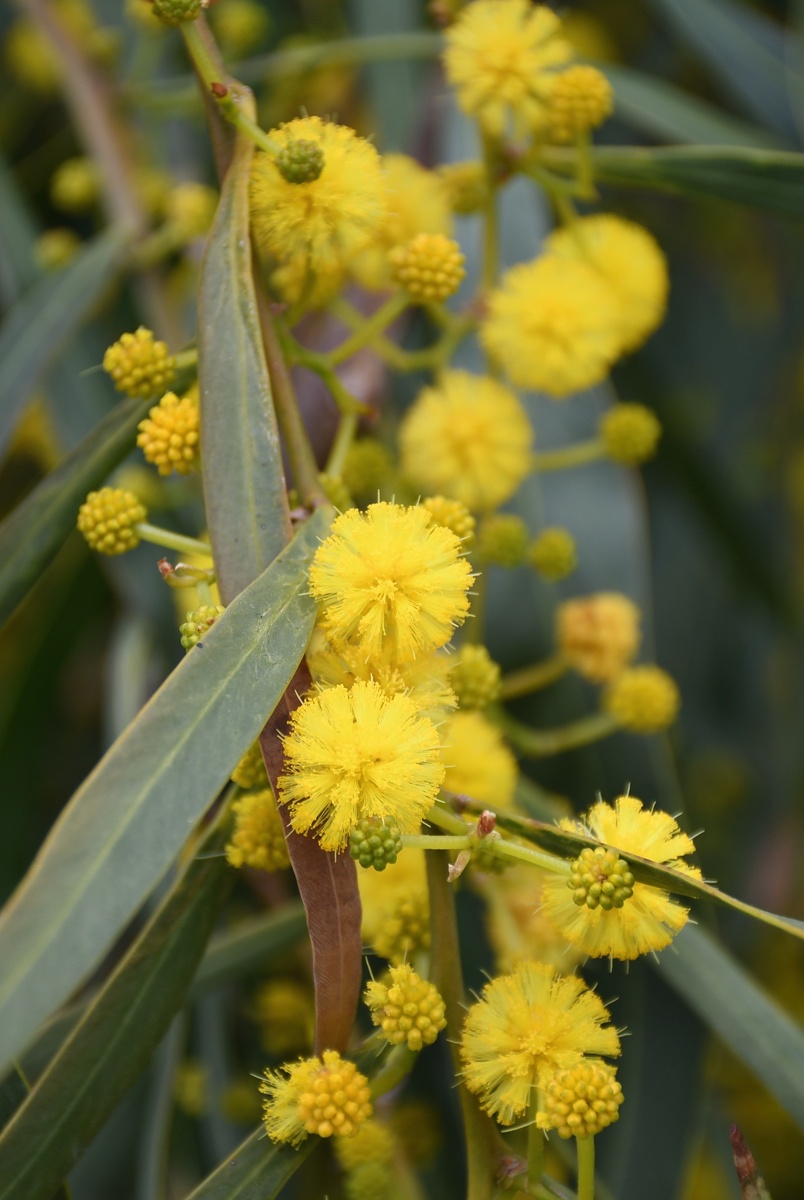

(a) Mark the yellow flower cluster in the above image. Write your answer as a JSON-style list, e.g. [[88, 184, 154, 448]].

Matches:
[[231, 741, 269, 790], [529, 527, 577, 580], [179, 604, 225, 650], [389, 233, 466, 303], [137, 390, 200, 476], [103, 327, 176, 400], [225, 788, 290, 873], [604, 665, 680, 733], [557, 593, 641, 683], [77, 487, 146, 556], [449, 644, 501, 709], [547, 65, 614, 143], [360, 851, 430, 963], [539, 1059, 624, 1138], [364, 963, 447, 1052], [260, 1050, 372, 1145]]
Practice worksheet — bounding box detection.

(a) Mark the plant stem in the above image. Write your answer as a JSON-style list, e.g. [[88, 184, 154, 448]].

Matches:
[[195, 577, 214, 606], [426, 804, 470, 836], [135, 524, 213, 558], [500, 656, 568, 700], [532, 441, 605, 471], [326, 411, 359, 477], [370, 1043, 418, 1099], [328, 292, 410, 366], [576, 1135, 596, 1200], [527, 1115, 545, 1194], [486, 838, 571, 876], [401, 835, 471, 851], [493, 709, 619, 758]]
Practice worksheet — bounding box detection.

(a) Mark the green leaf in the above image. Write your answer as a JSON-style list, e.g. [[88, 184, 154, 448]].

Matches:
[[654, 924, 804, 1132], [0, 225, 129, 458], [185, 1128, 316, 1200], [0, 815, 231, 1200], [603, 65, 782, 148], [0, 507, 331, 1079], [192, 903, 307, 996], [197, 114, 291, 604], [0, 397, 149, 631], [580, 145, 804, 216]]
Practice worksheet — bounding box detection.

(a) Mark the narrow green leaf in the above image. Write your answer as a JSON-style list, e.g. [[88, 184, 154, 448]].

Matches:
[[192, 903, 307, 996], [197, 114, 291, 604], [604, 65, 782, 148], [654, 925, 804, 1132], [185, 1128, 316, 1200], [580, 145, 804, 217], [0, 507, 330, 1079], [0, 397, 149, 631], [0, 1069, 28, 1134], [0, 225, 129, 458], [0, 816, 231, 1200]]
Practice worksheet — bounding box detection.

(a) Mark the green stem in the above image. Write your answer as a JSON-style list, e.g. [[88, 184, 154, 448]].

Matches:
[[195, 577, 214, 606], [283, 332, 367, 416], [370, 1044, 418, 1100], [486, 838, 571, 876], [527, 1112, 545, 1194], [500, 656, 568, 700], [401, 835, 471, 851], [532, 441, 604, 471], [135, 524, 213, 558], [426, 803, 470, 836], [326, 411, 359, 477], [575, 130, 596, 200], [493, 709, 619, 758], [576, 1135, 596, 1200], [328, 292, 410, 366]]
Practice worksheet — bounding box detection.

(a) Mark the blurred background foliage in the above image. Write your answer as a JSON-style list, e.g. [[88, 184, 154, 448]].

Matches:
[[1, 0, 804, 1197]]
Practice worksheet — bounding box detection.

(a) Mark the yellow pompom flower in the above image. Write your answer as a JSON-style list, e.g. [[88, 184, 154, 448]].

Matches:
[[103, 327, 175, 399], [307, 635, 456, 724], [540, 794, 699, 960], [365, 963, 446, 1052], [442, 710, 517, 807], [545, 215, 669, 354], [165, 181, 218, 240], [309, 502, 472, 665], [557, 593, 641, 683], [50, 157, 101, 214], [390, 233, 466, 304], [400, 371, 533, 513], [278, 681, 444, 853], [225, 788, 290, 872], [77, 487, 146, 555], [334, 1117, 395, 1171], [443, 0, 573, 138], [460, 960, 620, 1125], [547, 65, 614, 143], [180, 604, 226, 650], [600, 403, 662, 466], [231, 740, 269, 790], [137, 390, 200, 476], [260, 1050, 372, 1145], [250, 116, 385, 284], [351, 154, 452, 292], [421, 495, 476, 544], [604, 666, 680, 733], [539, 1059, 623, 1138], [449, 644, 501, 709], [360, 850, 430, 964], [480, 256, 622, 397], [529, 527, 577, 581]]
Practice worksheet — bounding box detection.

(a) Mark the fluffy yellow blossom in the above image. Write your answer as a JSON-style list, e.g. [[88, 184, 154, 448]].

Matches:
[[231, 740, 269, 790], [460, 960, 620, 1125], [309, 503, 472, 664], [557, 593, 641, 683], [529, 527, 577, 580], [364, 963, 447, 1052], [260, 1050, 372, 1145], [77, 487, 146, 555], [604, 665, 680, 733], [539, 1059, 623, 1138], [351, 154, 452, 292], [360, 850, 430, 963], [600, 403, 662, 466], [443, 0, 573, 138], [547, 65, 613, 143], [165, 181, 218, 240], [480, 256, 622, 397], [225, 788, 290, 872], [442, 710, 517, 807], [334, 1118, 395, 1171], [449, 644, 501, 709], [546, 215, 669, 354], [278, 681, 443, 852], [390, 233, 466, 303], [400, 371, 533, 512], [137, 390, 200, 475], [50, 157, 100, 213], [540, 794, 699, 959], [103, 327, 175, 400], [250, 117, 385, 286]]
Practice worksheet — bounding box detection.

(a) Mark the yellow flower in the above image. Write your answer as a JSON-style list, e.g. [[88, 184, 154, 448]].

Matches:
[[443, 0, 573, 138], [360, 850, 430, 963], [231, 740, 269, 790], [351, 153, 452, 292], [390, 232, 466, 304], [600, 403, 662, 466], [441, 710, 517, 808], [137, 390, 200, 476], [480, 864, 584, 972], [545, 215, 669, 354], [604, 665, 680, 733], [309, 502, 472, 665], [528, 527, 577, 581], [77, 487, 146, 556], [278, 681, 444, 852], [364, 963, 447, 1052], [449, 644, 501, 710], [540, 794, 699, 960], [421, 496, 476, 545], [103, 327, 175, 400], [539, 1059, 623, 1138], [480, 256, 622, 397], [260, 1050, 372, 1145], [460, 960, 620, 1125], [547, 65, 614, 143], [334, 1118, 395, 1170], [399, 371, 533, 512], [557, 593, 640, 683], [225, 788, 290, 872], [250, 116, 385, 284]]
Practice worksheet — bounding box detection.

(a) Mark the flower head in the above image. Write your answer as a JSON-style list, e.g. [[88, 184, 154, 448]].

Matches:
[[421, 495, 476, 544], [444, 0, 573, 138], [539, 1059, 623, 1138], [460, 960, 620, 1125], [557, 593, 641, 683], [334, 1118, 395, 1171], [103, 327, 175, 399], [360, 850, 430, 963], [260, 1050, 372, 1145], [604, 665, 679, 733], [180, 603, 226, 651], [77, 487, 146, 555], [309, 502, 472, 664], [545, 215, 669, 354], [547, 65, 613, 143], [480, 256, 622, 397], [399, 371, 533, 512], [529, 527, 577, 580], [231, 741, 269, 790], [449, 644, 501, 709], [137, 390, 200, 476], [600, 403, 662, 466], [390, 232, 466, 304], [225, 788, 290, 872], [540, 794, 699, 960], [278, 681, 443, 852], [475, 514, 529, 567], [364, 963, 447, 1052], [250, 116, 385, 283], [442, 710, 517, 808]]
